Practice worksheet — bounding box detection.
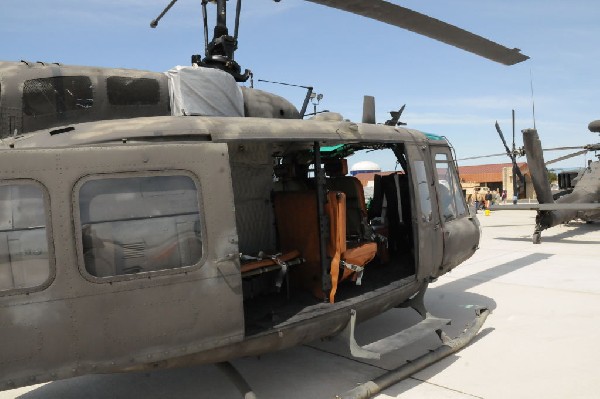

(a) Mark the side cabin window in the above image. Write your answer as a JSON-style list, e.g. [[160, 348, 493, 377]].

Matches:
[[107, 76, 160, 106], [22, 76, 93, 117], [434, 153, 467, 222], [0, 182, 51, 293], [77, 174, 203, 279]]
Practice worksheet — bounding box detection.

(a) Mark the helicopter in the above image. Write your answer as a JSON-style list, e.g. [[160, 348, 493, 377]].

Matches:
[[476, 119, 600, 243], [0, 1, 528, 397], [459, 113, 585, 202], [517, 124, 600, 244]]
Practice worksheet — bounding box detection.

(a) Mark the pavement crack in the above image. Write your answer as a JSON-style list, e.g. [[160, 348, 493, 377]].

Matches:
[[409, 376, 485, 398], [302, 344, 389, 371]]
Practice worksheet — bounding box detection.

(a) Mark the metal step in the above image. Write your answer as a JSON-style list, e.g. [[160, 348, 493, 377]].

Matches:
[[343, 309, 451, 360]]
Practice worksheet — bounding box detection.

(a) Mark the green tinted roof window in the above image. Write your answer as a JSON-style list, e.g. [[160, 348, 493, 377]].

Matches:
[[316, 144, 355, 158], [424, 132, 445, 141]]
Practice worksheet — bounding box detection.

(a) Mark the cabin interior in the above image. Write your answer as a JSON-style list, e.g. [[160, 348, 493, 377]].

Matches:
[[229, 142, 417, 336]]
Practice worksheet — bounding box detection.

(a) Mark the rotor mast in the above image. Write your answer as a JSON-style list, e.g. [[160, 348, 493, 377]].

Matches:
[[151, 0, 251, 82]]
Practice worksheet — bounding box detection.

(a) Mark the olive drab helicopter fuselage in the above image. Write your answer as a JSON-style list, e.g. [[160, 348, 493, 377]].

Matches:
[[0, 0, 528, 395], [0, 60, 481, 392]]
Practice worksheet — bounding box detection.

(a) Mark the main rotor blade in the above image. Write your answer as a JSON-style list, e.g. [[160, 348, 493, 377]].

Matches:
[[460, 145, 590, 161], [495, 121, 514, 158], [457, 153, 507, 161], [545, 149, 589, 165], [305, 0, 529, 65], [495, 121, 525, 184], [542, 145, 586, 151]]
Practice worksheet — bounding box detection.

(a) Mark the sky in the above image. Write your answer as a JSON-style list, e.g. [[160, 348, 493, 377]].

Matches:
[[1, 0, 599, 171]]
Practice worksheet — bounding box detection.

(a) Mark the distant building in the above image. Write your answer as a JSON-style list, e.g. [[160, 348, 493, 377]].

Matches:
[[457, 162, 524, 190], [458, 162, 536, 200]]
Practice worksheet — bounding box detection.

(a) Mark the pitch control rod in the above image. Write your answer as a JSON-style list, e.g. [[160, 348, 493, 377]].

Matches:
[[150, 0, 179, 28]]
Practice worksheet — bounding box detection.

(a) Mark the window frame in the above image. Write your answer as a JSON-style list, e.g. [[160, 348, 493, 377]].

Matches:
[[0, 179, 56, 296], [433, 151, 468, 222], [413, 160, 433, 223], [73, 170, 207, 284]]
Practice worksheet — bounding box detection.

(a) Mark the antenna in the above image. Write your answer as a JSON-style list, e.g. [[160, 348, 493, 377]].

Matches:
[[512, 109, 515, 156], [530, 69, 536, 129], [257, 79, 315, 117]]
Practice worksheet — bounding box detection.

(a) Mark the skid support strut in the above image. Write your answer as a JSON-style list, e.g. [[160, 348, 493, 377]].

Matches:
[[397, 282, 451, 342]]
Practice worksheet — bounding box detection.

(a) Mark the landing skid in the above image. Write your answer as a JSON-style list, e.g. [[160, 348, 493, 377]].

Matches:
[[336, 282, 489, 399], [339, 307, 489, 399], [216, 362, 257, 399], [337, 284, 451, 361], [216, 283, 489, 399]]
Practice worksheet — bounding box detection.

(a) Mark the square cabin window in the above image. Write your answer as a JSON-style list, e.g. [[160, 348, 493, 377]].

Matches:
[[107, 76, 160, 106], [0, 183, 51, 292], [78, 174, 203, 278], [22, 76, 93, 117]]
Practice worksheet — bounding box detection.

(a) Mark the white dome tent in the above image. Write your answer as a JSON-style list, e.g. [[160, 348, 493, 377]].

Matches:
[[350, 161, 381, 176]]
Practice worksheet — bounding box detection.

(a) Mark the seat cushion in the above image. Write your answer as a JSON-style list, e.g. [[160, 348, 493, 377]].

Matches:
[[340, 242, 378, 282]]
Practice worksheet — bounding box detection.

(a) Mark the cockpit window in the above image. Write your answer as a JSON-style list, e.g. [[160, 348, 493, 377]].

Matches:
[[435, 152, 466, 221], [0, 182, 51, 293], [107, 76, 160, 106], [77, 174, 203, 279], [413, 161, 433, 223], [22, 76, 93, 117]]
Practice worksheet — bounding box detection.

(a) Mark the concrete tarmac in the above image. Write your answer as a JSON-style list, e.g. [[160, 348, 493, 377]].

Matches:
[[2, 210, 598, 399]]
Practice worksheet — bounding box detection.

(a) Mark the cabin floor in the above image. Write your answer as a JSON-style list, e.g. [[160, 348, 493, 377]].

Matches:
[[243, 253, 415, 336]]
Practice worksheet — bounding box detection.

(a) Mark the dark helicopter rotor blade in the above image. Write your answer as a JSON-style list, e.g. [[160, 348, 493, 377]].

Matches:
[[545, 149, 589, 165], [459, 122, 521, 161], [522, 129, 554, 204], [542, 145, 587, 151], [305, 0, 529, 65], [463, 145, 590, 161], [495, 121, 525, 184], [457, 153, 507, 161], [494, 121, 513, 157]]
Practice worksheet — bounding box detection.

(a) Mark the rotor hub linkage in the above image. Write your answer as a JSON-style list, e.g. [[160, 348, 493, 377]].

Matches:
[[152, 0, 251, 82]]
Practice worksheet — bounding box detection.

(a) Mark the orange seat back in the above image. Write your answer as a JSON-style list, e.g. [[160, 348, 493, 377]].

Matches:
[[273, 191, 346, 301]]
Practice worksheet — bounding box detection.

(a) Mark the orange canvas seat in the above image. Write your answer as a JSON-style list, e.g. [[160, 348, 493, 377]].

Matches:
[[340, 242, 378, 282], [240, 250, 302, 275], [240, 249, 304, 297], [273, 190, 377, 303], [324, 158, 371, 242]]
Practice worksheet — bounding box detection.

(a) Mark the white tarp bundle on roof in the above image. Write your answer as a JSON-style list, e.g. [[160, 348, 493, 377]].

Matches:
[[165, 65, 244, 117]]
